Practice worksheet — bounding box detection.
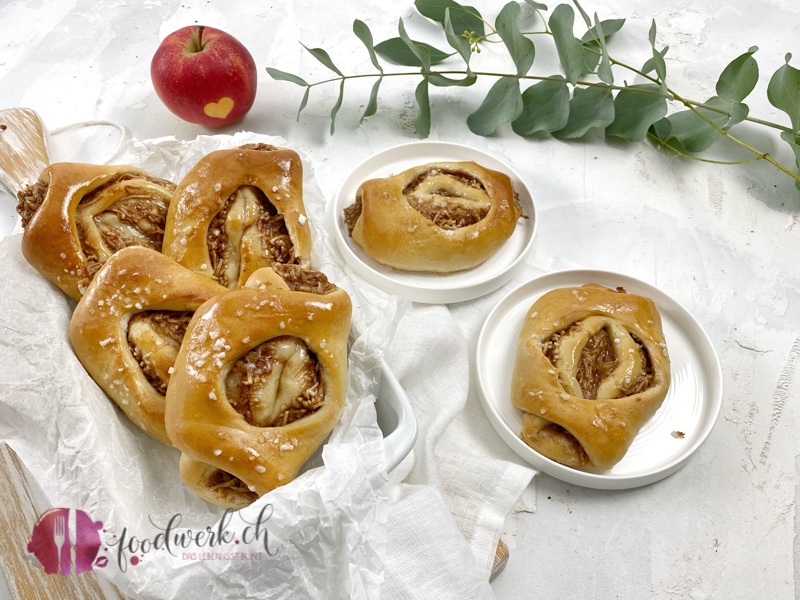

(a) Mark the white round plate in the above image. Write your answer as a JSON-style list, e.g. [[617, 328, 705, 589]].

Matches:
[[476, 269, 723, 490], [331, 141, 537, 304]]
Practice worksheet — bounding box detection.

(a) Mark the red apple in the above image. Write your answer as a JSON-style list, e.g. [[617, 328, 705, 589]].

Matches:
[[151, 26, 257, 127]]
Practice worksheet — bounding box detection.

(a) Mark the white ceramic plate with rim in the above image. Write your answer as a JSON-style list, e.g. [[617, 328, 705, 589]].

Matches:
[[330, 141, 537, 304], [476, 269, 723, 490]]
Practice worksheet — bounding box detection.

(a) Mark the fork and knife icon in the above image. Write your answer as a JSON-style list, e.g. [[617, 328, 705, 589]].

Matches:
[[51, 509, 78, 576]]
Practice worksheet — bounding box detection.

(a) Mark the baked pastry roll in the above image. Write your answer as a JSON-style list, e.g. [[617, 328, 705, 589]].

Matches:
[[69, 246, 227, 445], [511, 284, 671, 470], [165, 264, 352, 509], [162, 144, 312, 289], [16, 162, 175, 300], [343, 161, 524, 273]]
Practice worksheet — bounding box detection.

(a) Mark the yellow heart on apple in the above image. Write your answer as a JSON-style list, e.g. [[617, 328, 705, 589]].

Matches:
[[204, 97, 235, 119]]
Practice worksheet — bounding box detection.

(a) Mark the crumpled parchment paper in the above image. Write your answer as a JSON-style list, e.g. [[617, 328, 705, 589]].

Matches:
[[0, 132, 405, 599]]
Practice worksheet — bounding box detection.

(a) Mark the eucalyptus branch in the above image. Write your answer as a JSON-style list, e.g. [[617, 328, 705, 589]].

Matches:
[[267, 0, 800, 189], [605, 55, 792, 134]]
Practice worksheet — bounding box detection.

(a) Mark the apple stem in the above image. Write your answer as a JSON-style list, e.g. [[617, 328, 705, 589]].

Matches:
[[189, 26, 206, 53]]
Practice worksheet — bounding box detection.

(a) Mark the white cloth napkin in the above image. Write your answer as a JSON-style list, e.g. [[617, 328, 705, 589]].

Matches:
[[378, 255, 568, 598]]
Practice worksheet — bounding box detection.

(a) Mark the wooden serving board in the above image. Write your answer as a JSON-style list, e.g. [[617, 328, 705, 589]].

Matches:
[[0, 444, 128, 599], [0, 107, 50, 196]]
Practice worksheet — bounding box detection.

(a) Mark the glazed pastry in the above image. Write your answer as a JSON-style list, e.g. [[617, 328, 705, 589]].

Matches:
[[511, 284, 671, 470], [69, 246, 227, 445], [165, 264, 352, 509], [16, 162, 175, 300], [162, 144, 312, 289], [343, 161, 525, 273]]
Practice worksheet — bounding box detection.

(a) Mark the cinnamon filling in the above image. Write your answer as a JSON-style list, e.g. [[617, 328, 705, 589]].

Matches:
[[343, 195, 362, 236], [76, 174, 174, 285], [127, 310, 193, 394], [617, 336, 655, 396], [225, 336, 324, 428], [403, 168, 490, 229], [207, 469, 259, 503], [92, 194, 170, 253], [543, 324, 655, 399], [207, 185, 297, 288], [272, 263, 337, 294], [16, 178, 48, 227], [238, 143, 278, 152], [575, 328, 618, 399], [539, 422, 589, 467]]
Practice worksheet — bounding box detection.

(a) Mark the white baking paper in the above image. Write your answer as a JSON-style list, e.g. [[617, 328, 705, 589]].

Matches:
[[0, 132, 405, 599]]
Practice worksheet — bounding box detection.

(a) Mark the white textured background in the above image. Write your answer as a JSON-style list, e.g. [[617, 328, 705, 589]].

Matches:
[[1, 0, 798, 598]]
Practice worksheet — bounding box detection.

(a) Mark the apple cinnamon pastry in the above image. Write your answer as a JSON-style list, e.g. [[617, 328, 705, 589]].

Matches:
[[69, 246, 227, 445], [164, 263, 352, 509], [16, 162, 175, 300], [511, 284, 671, 470], [162, 144, 312, 289], [343, 161, 525, 273]]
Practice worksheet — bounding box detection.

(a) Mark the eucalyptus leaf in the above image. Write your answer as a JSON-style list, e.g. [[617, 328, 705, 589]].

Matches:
[[552, 84, 615, 139], [779, 130, 800, 190], [767, 54, 800, 132], [329, 80, 345, 135], [582, 41, 601, 73], [444, 8, 472, 64], [641, 46, 668, 76], [593, 14, 613, 84], [716, 47, 758, 102], [414, 0, 485, 37], [361, 76, 382, 122], [415, 78, 432, 137], [524, 0, 548, 10], [353, 19, 383, 73], [649, 117, 671, 141], [512, 77, 570, 135], [428, 72, 478, 86], [664, 97, 743, 152], [302, 45, 343, 76], [580, 18, 625, 43], [606, 84, 667, 142], [467, 77, 523, 136], [646, 19, 667, 92], [649, 118, 688, 154], [496, 1, 535, 76], [549, 4, 586, 85], [297, 87, 310, 121], [374, 38, 450, 67], [399, 19, 432, 71], [666, 113, 719, 153], [727, 101, 750, 128], [266, 68, 308, 87], [572, 0, 592, 28], [266, 67, 311, 121]]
